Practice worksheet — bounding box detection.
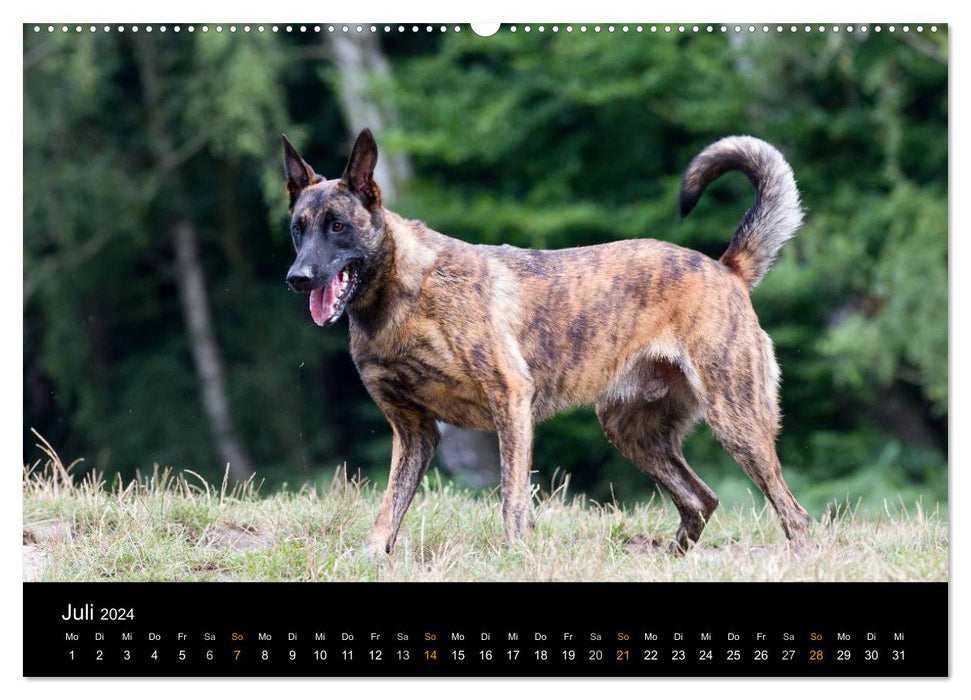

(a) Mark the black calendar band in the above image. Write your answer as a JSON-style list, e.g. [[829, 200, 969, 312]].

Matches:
[[24, 581, 947, 677]]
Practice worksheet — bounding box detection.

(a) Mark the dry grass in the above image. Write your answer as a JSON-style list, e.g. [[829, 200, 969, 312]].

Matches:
[[23, 435, 948, 583]]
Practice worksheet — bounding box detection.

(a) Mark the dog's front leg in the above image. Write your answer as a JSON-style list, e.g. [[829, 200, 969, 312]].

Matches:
[[490, 386, 535, 544], [364, 417, 439, 557]]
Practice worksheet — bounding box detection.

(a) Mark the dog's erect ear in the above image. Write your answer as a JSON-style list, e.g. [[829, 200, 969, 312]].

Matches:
[[340, 128, 381, 209], [282, 134, 321, 207]]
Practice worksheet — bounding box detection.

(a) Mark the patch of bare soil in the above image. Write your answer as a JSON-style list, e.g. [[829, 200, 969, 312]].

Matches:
[[200, 522, 272, 552], [23, 545, 48, 581], [23, 518, 74, 544], [622, 534, 666, 555]]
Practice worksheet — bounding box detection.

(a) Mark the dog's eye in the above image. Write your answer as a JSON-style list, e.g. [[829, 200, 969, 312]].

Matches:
[[331, 222, 345, 233]]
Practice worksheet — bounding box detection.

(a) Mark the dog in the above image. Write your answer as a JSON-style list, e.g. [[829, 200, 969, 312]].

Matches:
[[282, 128, 811, 556]]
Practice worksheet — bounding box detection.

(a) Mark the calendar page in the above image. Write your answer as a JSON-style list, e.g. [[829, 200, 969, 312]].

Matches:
[[22, 20, 948, 678]]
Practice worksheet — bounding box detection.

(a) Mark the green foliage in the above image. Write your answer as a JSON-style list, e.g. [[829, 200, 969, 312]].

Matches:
[[23, 27, 947, 510], [817, 183, 947, 413]]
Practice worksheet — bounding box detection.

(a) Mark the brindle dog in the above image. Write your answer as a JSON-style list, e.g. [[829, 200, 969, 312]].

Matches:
[[283, 128, 811, 556]]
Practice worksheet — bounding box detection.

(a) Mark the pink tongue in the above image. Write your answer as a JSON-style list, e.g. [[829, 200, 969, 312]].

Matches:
[[309, 274, 344, 326]]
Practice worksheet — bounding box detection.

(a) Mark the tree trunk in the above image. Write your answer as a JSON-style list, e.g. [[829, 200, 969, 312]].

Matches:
[[327, 31, 499, 487], [436, 425, 501, 488], [172, 219, 255, 480], [328, 31, 412, 197], [134, 35, 255, 481]]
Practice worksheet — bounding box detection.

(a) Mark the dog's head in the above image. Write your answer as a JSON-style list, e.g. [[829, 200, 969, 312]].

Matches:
[[282, 128, 387, 326]]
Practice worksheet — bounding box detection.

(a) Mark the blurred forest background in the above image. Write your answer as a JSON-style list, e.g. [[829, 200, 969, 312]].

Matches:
[[23, 25, 948, 514]]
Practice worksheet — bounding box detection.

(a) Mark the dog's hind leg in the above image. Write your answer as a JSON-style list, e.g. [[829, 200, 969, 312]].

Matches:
[[364, 415, 440, 557], [698, 341, 810, 549], [702, 394, 810, 548], [597, 389, 718, 554]]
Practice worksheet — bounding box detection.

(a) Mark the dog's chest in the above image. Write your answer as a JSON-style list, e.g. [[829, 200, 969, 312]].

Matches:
[[352, 332, 495, 430]]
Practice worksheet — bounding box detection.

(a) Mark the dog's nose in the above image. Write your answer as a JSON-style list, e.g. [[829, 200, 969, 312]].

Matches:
[[287, 266, 315, 292]]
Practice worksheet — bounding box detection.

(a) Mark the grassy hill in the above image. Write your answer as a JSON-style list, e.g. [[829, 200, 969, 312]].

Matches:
[[23, 446, 947, 583]]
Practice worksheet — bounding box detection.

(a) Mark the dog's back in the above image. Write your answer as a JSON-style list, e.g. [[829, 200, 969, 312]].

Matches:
[[492, 238, 750, 418], [377, 211, 775, 426]]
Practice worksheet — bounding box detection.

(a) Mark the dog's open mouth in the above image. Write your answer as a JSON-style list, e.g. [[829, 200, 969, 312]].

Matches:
[[309, 263, 360, 326]]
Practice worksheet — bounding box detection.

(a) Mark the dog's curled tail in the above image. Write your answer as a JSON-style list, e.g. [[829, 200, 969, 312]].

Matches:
[[678, 136, 803, 290]]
